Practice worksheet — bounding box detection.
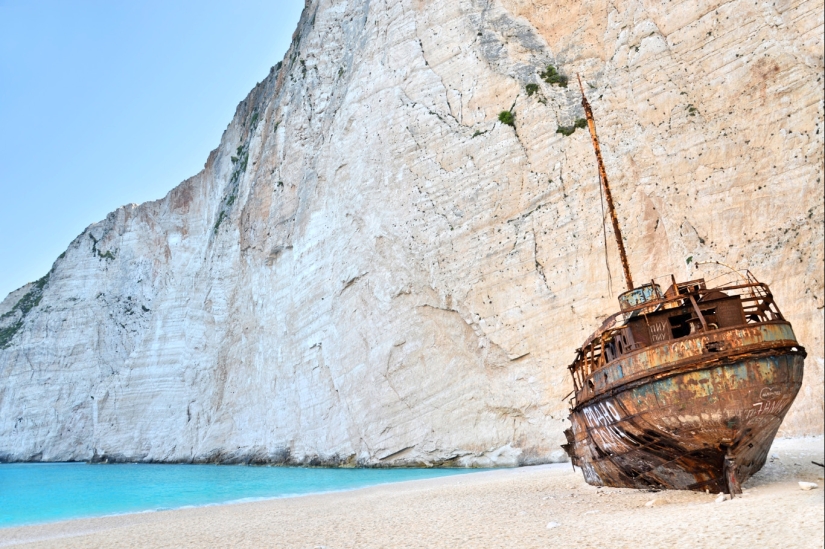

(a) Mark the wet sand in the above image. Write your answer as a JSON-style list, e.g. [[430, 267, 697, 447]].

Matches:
[[1, 437, 822, 549]]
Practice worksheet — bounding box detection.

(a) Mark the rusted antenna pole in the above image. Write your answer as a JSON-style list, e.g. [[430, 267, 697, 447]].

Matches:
[[577, 74, 634, 291]]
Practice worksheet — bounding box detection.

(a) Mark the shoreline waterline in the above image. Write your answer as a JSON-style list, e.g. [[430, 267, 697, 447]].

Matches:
[[0, 462, 494, 529], [0, 465, 557, 549], [0, 438, 821, 549]]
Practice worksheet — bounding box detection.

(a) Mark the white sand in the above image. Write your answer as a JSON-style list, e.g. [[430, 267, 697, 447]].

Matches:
[[1, 437, 822, 549]]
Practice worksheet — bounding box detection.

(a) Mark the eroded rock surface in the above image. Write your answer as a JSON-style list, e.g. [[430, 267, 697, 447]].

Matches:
[[1, 0, 822, 465]]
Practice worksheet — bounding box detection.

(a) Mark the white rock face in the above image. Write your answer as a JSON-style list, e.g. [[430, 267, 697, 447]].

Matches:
[[1, 0, 822, 465]]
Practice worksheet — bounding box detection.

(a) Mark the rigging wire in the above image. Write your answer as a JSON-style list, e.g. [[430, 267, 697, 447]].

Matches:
[[598, 171, 613, 297]]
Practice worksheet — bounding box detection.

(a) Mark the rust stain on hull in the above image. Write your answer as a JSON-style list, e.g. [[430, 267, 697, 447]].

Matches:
[[566, 352, 803, 493]]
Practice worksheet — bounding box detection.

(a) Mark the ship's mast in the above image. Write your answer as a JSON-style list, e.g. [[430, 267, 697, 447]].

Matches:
[[577, 74, 634, 291]]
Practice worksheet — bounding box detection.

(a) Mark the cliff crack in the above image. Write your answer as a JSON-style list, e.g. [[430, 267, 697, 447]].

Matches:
[[531, 230, 552, 294], [340, 272, 369, 295]]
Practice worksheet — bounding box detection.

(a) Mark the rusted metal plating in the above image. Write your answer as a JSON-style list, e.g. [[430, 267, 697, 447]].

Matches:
[[563, 275, 806, 494]]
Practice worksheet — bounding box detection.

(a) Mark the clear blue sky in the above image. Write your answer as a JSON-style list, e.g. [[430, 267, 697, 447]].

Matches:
[[0, 0, 304, 298]]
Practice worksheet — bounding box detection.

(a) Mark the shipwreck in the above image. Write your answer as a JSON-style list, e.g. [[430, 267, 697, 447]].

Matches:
[[561, 76, 807, 495]]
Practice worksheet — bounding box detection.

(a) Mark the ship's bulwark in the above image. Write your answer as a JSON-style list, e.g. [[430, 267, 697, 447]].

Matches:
[[566, 351, 804, 493]]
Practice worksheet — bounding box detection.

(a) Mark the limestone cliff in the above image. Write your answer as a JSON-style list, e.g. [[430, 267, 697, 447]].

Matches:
[[1, 0, 822, 465]]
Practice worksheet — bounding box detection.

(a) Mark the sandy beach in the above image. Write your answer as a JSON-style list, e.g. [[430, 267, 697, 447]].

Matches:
[[1, 437, 822, 549]]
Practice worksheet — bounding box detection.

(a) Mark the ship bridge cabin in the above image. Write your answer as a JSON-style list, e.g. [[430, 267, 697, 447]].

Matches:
[[568, 273, 786, 403]]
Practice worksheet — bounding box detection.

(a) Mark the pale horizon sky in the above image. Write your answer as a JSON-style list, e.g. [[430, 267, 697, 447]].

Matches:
[[0, 0, 304, 298]]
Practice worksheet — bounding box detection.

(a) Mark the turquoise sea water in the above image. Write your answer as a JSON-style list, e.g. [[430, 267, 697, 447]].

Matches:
[[0, 463, 482, 528]]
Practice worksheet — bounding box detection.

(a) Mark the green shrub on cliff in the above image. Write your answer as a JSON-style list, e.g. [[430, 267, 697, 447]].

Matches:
[[540, 65, 568, 87], [0, 273, 50, 349], [213, 211, 227, 233], [0, 321, 23, 350], [498, 110, 514, 126], [556, 118, 587, 136]]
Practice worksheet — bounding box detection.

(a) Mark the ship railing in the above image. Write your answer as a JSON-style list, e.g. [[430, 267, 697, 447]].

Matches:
[[611, 279, 780, 322], [567, 277, 783, 400], [703, 280, 783, 322]]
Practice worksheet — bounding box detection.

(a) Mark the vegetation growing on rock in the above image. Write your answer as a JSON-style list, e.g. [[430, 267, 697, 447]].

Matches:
[[0, 273, 49, 349], [540, 65, 568, 87], [498, 110, 515, 126], [556, 118, 587, 136]]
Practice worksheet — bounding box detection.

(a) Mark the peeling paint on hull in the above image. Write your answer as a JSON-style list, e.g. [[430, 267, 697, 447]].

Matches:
[[565, 351, 805, 493]]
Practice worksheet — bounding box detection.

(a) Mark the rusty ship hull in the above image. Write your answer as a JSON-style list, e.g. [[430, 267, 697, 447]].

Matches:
[[565, 325, 804, 492], [562, 280, 807, 494]]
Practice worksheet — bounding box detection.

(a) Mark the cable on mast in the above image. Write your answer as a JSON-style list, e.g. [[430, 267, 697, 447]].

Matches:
[[577, 74, 634, 291]]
